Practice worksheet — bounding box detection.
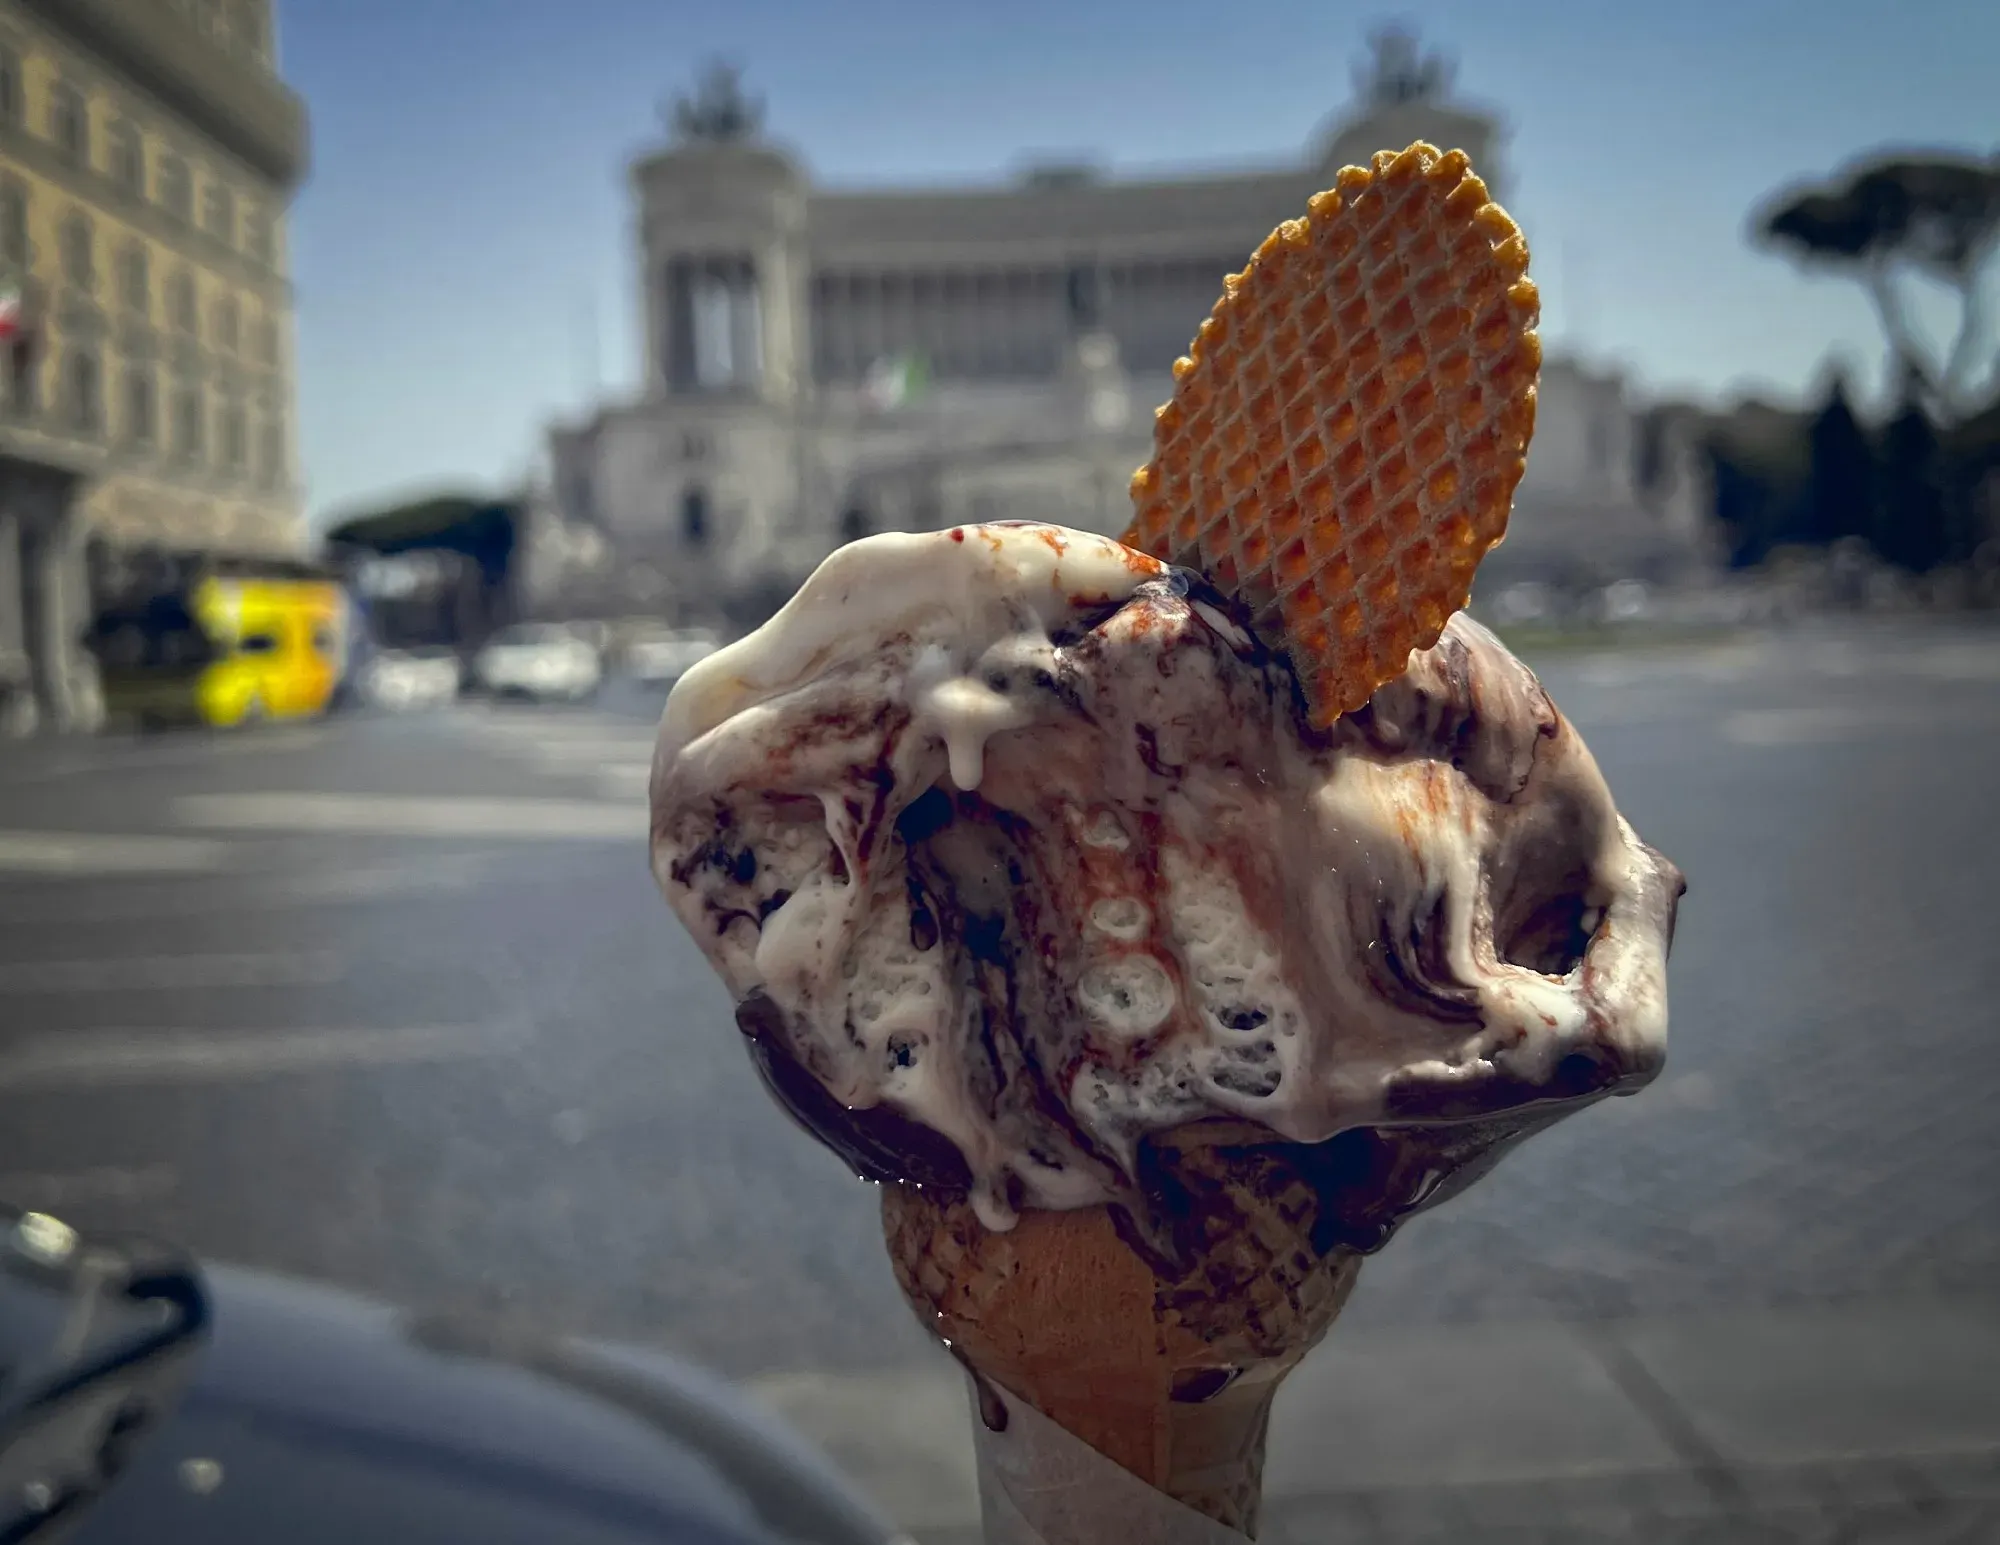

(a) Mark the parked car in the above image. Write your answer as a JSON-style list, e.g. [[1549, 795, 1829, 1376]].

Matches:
[[624, 627, 722, 686], [472, 624, 603, 702], [363, 648, 463, 712], [0, 1201, 904, 1545]]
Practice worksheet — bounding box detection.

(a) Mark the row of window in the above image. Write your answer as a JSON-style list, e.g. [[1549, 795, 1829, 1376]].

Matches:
[[806, 258, 1237, 304], [0, 182, 283, 366], [0, 44, 277, 267], [7, 343, 286, 486]]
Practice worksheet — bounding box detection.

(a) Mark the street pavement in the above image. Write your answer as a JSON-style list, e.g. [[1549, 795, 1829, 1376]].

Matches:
[[1, 617, 1998, 1541]]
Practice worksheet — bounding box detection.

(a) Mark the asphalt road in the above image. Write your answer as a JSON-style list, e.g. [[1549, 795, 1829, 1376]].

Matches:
[[1, 618, 1997, 1383]]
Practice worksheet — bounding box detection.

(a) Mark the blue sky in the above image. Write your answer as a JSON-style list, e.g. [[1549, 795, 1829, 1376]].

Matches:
[[279, 0, 1996, 526]]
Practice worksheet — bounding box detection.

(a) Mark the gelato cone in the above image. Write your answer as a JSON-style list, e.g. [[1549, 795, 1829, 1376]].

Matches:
[[882, 1127, 1364, 1534], [651, 141, 1686, 1542]]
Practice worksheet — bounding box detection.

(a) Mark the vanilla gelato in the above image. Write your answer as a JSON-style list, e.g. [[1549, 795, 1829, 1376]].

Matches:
[[652, 522, 1683, 1260]]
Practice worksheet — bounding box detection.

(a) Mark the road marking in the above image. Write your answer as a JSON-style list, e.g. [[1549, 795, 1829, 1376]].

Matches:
[[1717, 701, 1999, 746], [512, 741, 656, 765], [0, 950, 342, 994], [0, 1163, 178, 1207], [592, 765, 652, 800], [0, 728, 330, 784], [0, 831, 234, 876], [1721, 706, 1875, 746], [273, 855, 493, 901], [0, 1022, 521, 1090], [1913, 641, 2000, 682], [173, 792, 643, 841]]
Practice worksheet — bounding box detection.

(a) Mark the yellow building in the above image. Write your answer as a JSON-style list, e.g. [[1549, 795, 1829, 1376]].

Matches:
[[0, 0, 307, 733]]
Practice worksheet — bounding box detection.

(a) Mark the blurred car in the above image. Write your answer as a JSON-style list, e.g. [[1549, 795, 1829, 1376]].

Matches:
[[473, 625, 603, 702], [0, 1201, 906, 1545], [1486, 581, 1557, 627], [363, 648, 462, 712], [1593, 579, 1654, 625], [624, 627, 722, 686]]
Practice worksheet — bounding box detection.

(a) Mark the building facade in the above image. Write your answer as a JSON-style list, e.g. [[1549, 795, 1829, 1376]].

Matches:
[[540, 34, 1709, 630], [0, 0, 307, 733]]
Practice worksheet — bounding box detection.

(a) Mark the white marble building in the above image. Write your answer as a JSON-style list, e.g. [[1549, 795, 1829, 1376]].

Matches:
[[539, 34, 1711, 628]]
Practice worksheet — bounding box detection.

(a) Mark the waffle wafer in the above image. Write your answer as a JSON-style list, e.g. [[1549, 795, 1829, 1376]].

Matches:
[[1124, 141, 1541, 727]]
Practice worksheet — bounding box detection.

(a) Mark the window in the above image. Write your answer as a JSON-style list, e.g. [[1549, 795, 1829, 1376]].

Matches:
[[219, 398, 245, 467], [109, 121, 144, 196], [681, 486, 709, 546], [159, 154, 191, 222], [174, 381, 203, 460], [64, 347, 102, 435], [117, 243, 148, 313], [0, 46, 20, 127], [59, 210, 95, 290], [252, 314, 278, 366], [50, 81, 89, 164], [213, 293, 239, 352], [168, 270, 196, 333], [256, 414, 284, 487], [242, 205, 272, 266], [124, 365, 155, 443], [202, 181, 234, 244], [7, 342, 37, 416], [0, 182, 27, 268], [667, 255, 762, 392]]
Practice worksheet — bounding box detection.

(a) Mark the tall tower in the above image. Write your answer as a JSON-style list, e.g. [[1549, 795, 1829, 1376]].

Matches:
[[631, 65, 808, 407], [1315, 28, 1506, 201]]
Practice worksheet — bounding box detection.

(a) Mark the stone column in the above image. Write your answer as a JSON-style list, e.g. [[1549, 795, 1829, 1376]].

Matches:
[[0, 507, 33, 736], [19, 482, 102, 734]]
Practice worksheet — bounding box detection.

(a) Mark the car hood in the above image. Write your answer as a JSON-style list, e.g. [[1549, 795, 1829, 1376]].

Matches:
[[53, 1263, 904, 1545]]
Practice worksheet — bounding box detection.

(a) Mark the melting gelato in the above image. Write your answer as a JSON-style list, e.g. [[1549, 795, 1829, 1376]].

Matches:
[[652, 522, 1683, 1250]]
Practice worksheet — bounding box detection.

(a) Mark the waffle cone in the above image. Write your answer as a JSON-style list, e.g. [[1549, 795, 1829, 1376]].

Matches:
[[881, 1134, 1363, 1535], [1124, 140, 1541, 728]]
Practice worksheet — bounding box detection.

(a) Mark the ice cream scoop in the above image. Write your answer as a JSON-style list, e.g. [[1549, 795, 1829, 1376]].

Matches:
[[653, 521, 1681, 1257]]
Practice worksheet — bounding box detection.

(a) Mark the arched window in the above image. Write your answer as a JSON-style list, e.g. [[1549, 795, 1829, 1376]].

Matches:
[[219, 398, 246, 468], [124, 366, 156, 444], [0, 181, 28, 268], [243, 204, 273, 266], [213, 293, 239, 352], [59, 210, 95, 290], [118, 242, 149, 313], [159, 154, 191, 222], [681, 485, 709, 546], [168, 269, 196, 333], [253, 314, 278, 366], [203, 181, 235, 245], [109, 120, 144, 195], [7, 343, 36, 417], [50, 81, 88, 164], [174, 380, 204, 461], [65, 348, 102, 435], [0, 46, 21, 127]]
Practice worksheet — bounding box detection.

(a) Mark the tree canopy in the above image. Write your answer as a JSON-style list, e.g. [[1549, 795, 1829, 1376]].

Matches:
[[1755, 150, 2000, 422]]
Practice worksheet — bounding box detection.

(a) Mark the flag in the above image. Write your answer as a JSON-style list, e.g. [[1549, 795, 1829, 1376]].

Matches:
[[0, 285, 21, 344], [865, 352, 928, 412]]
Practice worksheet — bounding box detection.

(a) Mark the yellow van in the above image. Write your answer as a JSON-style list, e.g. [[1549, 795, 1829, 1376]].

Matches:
[[190, 576, 345, 726], [95, 573, 347, 729]]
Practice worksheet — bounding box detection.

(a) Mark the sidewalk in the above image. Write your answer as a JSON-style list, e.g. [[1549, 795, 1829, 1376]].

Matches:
[[746, 1298, 2000, 1542]]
